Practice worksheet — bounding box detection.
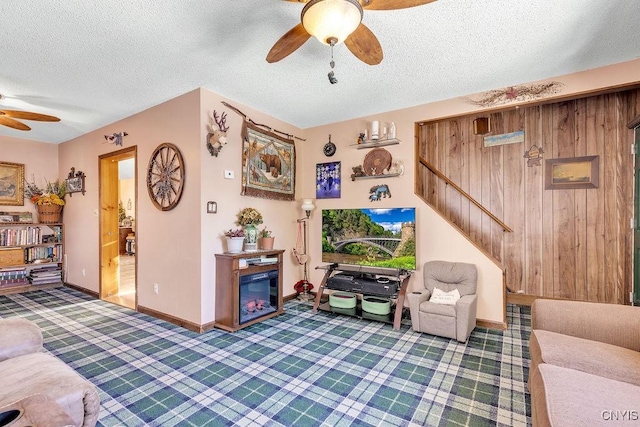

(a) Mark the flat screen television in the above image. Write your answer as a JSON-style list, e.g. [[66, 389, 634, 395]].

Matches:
[[321, 207, 416, 270]]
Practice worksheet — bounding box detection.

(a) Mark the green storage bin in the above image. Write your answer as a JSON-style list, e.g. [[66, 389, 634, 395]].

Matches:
[[362, 296, 391, 315], [329, 292, 357, 309]]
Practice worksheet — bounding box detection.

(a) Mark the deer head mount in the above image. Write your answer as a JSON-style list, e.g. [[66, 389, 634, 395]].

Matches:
[[207, 110, 230, 157]]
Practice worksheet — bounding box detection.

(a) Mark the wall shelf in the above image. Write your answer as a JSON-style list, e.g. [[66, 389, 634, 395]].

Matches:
[[350, 138, 400, 149], [352, 173, 401, 181]]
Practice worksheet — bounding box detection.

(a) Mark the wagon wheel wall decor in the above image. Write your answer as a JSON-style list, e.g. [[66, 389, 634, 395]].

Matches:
[[146, 142, 185, 211]]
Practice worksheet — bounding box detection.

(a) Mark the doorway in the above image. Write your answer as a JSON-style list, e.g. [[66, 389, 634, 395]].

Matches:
[[99, 147, 137, 310]]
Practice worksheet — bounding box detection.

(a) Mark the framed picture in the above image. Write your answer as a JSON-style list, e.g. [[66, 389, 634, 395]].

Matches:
[[316, 161, 341, 199], [545, 155, 599, 190], [0, 161, 25, 206]]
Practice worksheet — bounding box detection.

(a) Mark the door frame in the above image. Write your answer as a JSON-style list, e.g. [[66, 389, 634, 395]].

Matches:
[[98, 146, 137, 307], [630, 115, 640, 306]]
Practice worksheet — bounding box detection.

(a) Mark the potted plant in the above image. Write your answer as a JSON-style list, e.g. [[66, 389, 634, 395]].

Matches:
[[236, 207, 263, 252], [258, 227, 275, 250], [224, 228, 245, 254]]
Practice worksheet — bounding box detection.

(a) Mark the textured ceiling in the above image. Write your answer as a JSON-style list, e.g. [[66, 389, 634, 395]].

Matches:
[[1, 0, 639, 144]]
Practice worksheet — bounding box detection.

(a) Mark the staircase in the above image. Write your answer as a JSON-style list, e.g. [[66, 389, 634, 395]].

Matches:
[[416, 156, 515, 292]]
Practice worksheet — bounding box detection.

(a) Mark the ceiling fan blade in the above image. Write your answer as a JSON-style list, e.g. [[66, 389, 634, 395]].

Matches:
[[0, 110, 60, 122], [266, 23, 312, 63], [345, 23, 383, 65], [0, 115, 31, 131], [362, 0, 437, 10]]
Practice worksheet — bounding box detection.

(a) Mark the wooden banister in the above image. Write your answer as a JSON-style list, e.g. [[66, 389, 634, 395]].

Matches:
[[418, 157, 513, 233]]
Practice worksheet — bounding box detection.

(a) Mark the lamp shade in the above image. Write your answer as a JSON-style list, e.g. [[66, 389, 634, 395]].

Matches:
[[301, 0, 363, 45], [301, 198, 315, 213]]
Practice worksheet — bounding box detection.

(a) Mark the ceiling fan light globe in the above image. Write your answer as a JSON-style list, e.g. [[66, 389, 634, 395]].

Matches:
[[301, 0, 363, 46]]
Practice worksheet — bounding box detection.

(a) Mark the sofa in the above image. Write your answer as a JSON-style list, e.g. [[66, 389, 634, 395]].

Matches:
[[528, 299, 640, 426], [0, 317, 100, 427]]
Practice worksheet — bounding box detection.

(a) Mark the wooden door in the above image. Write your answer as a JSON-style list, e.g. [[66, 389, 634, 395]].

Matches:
[[100, 155, 120, 298]]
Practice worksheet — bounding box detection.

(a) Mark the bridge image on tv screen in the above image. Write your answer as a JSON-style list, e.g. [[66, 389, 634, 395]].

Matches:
[[321, 207, 416, 270]]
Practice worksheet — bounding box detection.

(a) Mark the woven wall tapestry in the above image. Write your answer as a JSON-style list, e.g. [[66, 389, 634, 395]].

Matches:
[[241, 121, 295, 201]]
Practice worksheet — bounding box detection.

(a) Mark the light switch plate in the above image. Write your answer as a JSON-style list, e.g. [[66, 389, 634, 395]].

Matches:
[[207, 201, 217, 214], [224, 170, 234, 179]]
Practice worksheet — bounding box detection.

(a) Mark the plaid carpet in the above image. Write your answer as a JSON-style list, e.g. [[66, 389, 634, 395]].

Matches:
[[0, 288, 531, 426]]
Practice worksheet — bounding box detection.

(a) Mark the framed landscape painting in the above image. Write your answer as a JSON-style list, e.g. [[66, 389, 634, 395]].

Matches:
[[0, 161, 25, 206], [545, 155, 599, 190]]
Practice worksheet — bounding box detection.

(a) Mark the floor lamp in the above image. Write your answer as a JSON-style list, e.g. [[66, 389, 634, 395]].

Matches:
[[297, 198, 315, 301]]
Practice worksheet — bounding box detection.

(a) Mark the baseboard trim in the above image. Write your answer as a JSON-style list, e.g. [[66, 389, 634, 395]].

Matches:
[[505, 293, 568, 307], [137, 305, 205, 333], [64, 283, 99, 299], [138, 295, 302, 334], [477, 319, 507, 330]]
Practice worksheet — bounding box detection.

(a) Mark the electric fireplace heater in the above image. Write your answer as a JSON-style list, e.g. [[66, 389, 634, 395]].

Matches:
[[239, 269, 279, 324]]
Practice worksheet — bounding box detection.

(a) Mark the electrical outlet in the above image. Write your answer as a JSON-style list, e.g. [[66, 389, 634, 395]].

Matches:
[[224, 170, 234, 179], [82, 269, 86, 277], [154, 283, 159, 294]]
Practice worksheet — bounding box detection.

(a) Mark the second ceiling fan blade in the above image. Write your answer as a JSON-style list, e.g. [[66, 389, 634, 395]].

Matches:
[[362, 0, 437, 10], [345, 23, 383, 65], [0, 115, 30, 131], [266, 23, 312, 63], [0, 110, 60, 122]]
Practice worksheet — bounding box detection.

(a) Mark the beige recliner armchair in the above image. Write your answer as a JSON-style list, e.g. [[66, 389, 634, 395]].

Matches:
[[407, 260, 478, 342], [0, 317, 100, 427]]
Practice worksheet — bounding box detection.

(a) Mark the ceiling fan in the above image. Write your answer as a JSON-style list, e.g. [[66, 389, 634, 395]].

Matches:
[[266, 0, 437, 66], [0, 94, 60, 131]]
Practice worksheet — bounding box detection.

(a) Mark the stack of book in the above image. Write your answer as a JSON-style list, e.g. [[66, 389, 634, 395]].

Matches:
[[28, 265, 63, 285], [0, 212, 33, 223], [0, 267, 29, 288]]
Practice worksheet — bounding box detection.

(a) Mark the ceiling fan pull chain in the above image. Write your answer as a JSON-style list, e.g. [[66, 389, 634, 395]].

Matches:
[[328, 40, 338, 85]]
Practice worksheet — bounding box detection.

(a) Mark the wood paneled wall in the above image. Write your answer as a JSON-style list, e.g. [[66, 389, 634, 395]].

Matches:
[[417, 89, 640, 304]]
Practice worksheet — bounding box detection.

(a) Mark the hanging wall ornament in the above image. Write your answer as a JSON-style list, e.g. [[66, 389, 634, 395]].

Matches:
[[147, 143, 185, 211], [207, 110, 229, 157], [369, 184, 391, 202], [465, 82, 564, 107], [104, 132, 128, 146], [524, 145, 544, 167]]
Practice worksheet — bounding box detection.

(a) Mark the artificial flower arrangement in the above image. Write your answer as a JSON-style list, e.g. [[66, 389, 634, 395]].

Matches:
[[236, 207, 263, 226], [25, 178, 67, 206]]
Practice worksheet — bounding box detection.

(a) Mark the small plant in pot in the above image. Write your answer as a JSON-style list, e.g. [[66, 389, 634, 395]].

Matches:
[[224, 228, 245, 238], [224, 228, 245, 253], [259, 227, 275, 250]]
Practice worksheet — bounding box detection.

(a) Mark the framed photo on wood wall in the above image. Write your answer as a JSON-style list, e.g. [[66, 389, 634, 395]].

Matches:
[[545, 155, 599, 190], [0, 161, 25, 206]]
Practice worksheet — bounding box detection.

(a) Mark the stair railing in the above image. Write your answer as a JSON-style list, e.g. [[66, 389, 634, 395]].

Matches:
[[418, 157, 513, 233]]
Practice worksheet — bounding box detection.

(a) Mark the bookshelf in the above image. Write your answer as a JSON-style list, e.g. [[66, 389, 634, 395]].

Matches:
[[0, 223, 64, 295]]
